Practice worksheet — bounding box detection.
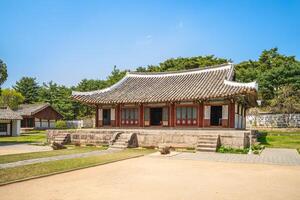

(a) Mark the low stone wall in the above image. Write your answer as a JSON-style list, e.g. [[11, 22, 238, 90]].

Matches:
[[247, 113, 300, 128], [47, 128, 256, 149]]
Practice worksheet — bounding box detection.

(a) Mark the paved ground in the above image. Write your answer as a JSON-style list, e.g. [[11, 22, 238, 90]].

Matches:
[[0, 156, 299, 200], [0, 143, 52, 155], [0, 149, 119, 169], [156, 148, 300, 166]]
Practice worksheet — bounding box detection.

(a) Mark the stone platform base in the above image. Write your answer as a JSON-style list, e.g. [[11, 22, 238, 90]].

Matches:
[[47, 128, 257, 149]]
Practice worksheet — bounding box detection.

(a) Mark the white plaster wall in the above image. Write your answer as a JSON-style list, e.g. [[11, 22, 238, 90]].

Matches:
[[41, 120, 49, 128], [35, 118, 41, 128], [12, 120, 21, 136], [49, 120, 56, 128]]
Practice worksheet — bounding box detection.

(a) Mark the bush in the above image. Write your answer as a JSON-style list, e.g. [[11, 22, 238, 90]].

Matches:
[[86, 143, 95, 147], [217, 146, 249, 154], [74, 142, 81, 147], [51, 142, 67, 150], [55, 120, 67, 129]]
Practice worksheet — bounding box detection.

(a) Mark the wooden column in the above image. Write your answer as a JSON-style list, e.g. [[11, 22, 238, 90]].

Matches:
[[229, 102, 235, 128], [116, 104, 120, 127], [139, 104, 144, 127], [198, 103, 204, 127], [95, 105, 99, 128], [170, 103, 175, 127]]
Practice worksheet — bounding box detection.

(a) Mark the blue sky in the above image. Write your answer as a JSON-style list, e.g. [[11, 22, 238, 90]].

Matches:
[[1, 0, 299, 88]]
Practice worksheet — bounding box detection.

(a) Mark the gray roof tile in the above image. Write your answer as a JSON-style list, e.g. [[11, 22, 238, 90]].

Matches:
[[72, 64, 258, 104]]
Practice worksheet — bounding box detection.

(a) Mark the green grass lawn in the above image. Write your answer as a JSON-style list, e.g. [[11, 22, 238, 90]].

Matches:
[[0, 146, 107, 164], [0, 131, 46, 144], [0, 148, 156, 185], [258, 130, 300, 151]]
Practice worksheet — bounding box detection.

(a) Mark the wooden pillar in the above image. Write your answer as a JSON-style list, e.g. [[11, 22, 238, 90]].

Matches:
[[198, 103, 204, 127], [95, 105, 99, 128], [139, 104, 144, 127], [229, 102, 235, 128], [10, 120, 13, 136], [116, 104, 120, 127], [170, 103, 175, 127]]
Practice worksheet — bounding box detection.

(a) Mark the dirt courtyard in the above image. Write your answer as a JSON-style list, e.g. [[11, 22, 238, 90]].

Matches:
[[0, 156, 299, 200]]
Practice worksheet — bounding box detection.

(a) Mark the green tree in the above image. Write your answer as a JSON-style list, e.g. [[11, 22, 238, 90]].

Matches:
[[0, 89, 24, 109], [0, 59, 8, 93], [13, 77, 40, 103], [235, 48, 300, 104], [136, 55, 230, 72], [269, 85, 300, 113], [39, 81, 74, 120]]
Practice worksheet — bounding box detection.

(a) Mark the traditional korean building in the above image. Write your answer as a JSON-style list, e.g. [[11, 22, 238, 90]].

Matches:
[[15, 103, 63, 129], [72, 63, 258, 130]]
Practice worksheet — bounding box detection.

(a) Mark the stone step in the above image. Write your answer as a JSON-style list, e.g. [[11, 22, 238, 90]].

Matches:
[[196, 147, 216, 152], [197, 143, 217, 148], [198, 136, 218, 140], [197, 139, 218, 143]]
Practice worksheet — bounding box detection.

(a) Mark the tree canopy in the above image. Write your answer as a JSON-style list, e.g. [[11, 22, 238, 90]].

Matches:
[[0, 89, 24, 109], [0, 59, 8, 93], [136, 55, 230, 72], [13, 77, 40, 103]]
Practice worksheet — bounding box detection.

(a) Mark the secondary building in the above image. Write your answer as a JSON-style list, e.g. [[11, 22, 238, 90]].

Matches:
[[72, 63, 258, 129], [0, 106, 22, 136], [15, 103, 63, 129]]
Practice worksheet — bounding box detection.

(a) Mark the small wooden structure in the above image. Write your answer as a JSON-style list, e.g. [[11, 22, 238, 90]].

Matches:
[[72, 63, 258, 129], [15, 103, 63, 129]]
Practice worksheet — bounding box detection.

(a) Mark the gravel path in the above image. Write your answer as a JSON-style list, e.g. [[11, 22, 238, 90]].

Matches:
[[0, 143, 52, 156], [153, 148, 300, 166], [0, 149, 120, 169]]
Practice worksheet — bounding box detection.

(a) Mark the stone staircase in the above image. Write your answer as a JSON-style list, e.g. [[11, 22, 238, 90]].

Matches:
[[109, 132, 138, 150], [53, 134, 70, 145], [196, 135, 219, 152]]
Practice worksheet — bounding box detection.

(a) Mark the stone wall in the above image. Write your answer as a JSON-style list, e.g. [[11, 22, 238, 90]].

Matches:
[[247, 113, 300, 128], [47, 128, 256, 149]]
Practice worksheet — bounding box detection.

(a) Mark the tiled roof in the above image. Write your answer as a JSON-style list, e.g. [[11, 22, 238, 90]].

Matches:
[[0, 107, 23, 120], [15, 103, 51, 116], [72, 63, 258, 104]]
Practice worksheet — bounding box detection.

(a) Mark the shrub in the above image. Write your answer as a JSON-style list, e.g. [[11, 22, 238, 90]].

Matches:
[[55, 120, 67, 129], [51, 142, 67, 150], [74, 142, 81, 147], [86, 143, 95, 147], [217, 146, 249, 154]]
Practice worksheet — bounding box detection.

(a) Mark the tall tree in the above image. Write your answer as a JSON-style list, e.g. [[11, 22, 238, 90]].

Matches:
[[0, 89, 24, 109], [39, 81, 74, 119], [0, 59, 8, 93], [13, 77, 40, 103], [235, 48, 300, 104]]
